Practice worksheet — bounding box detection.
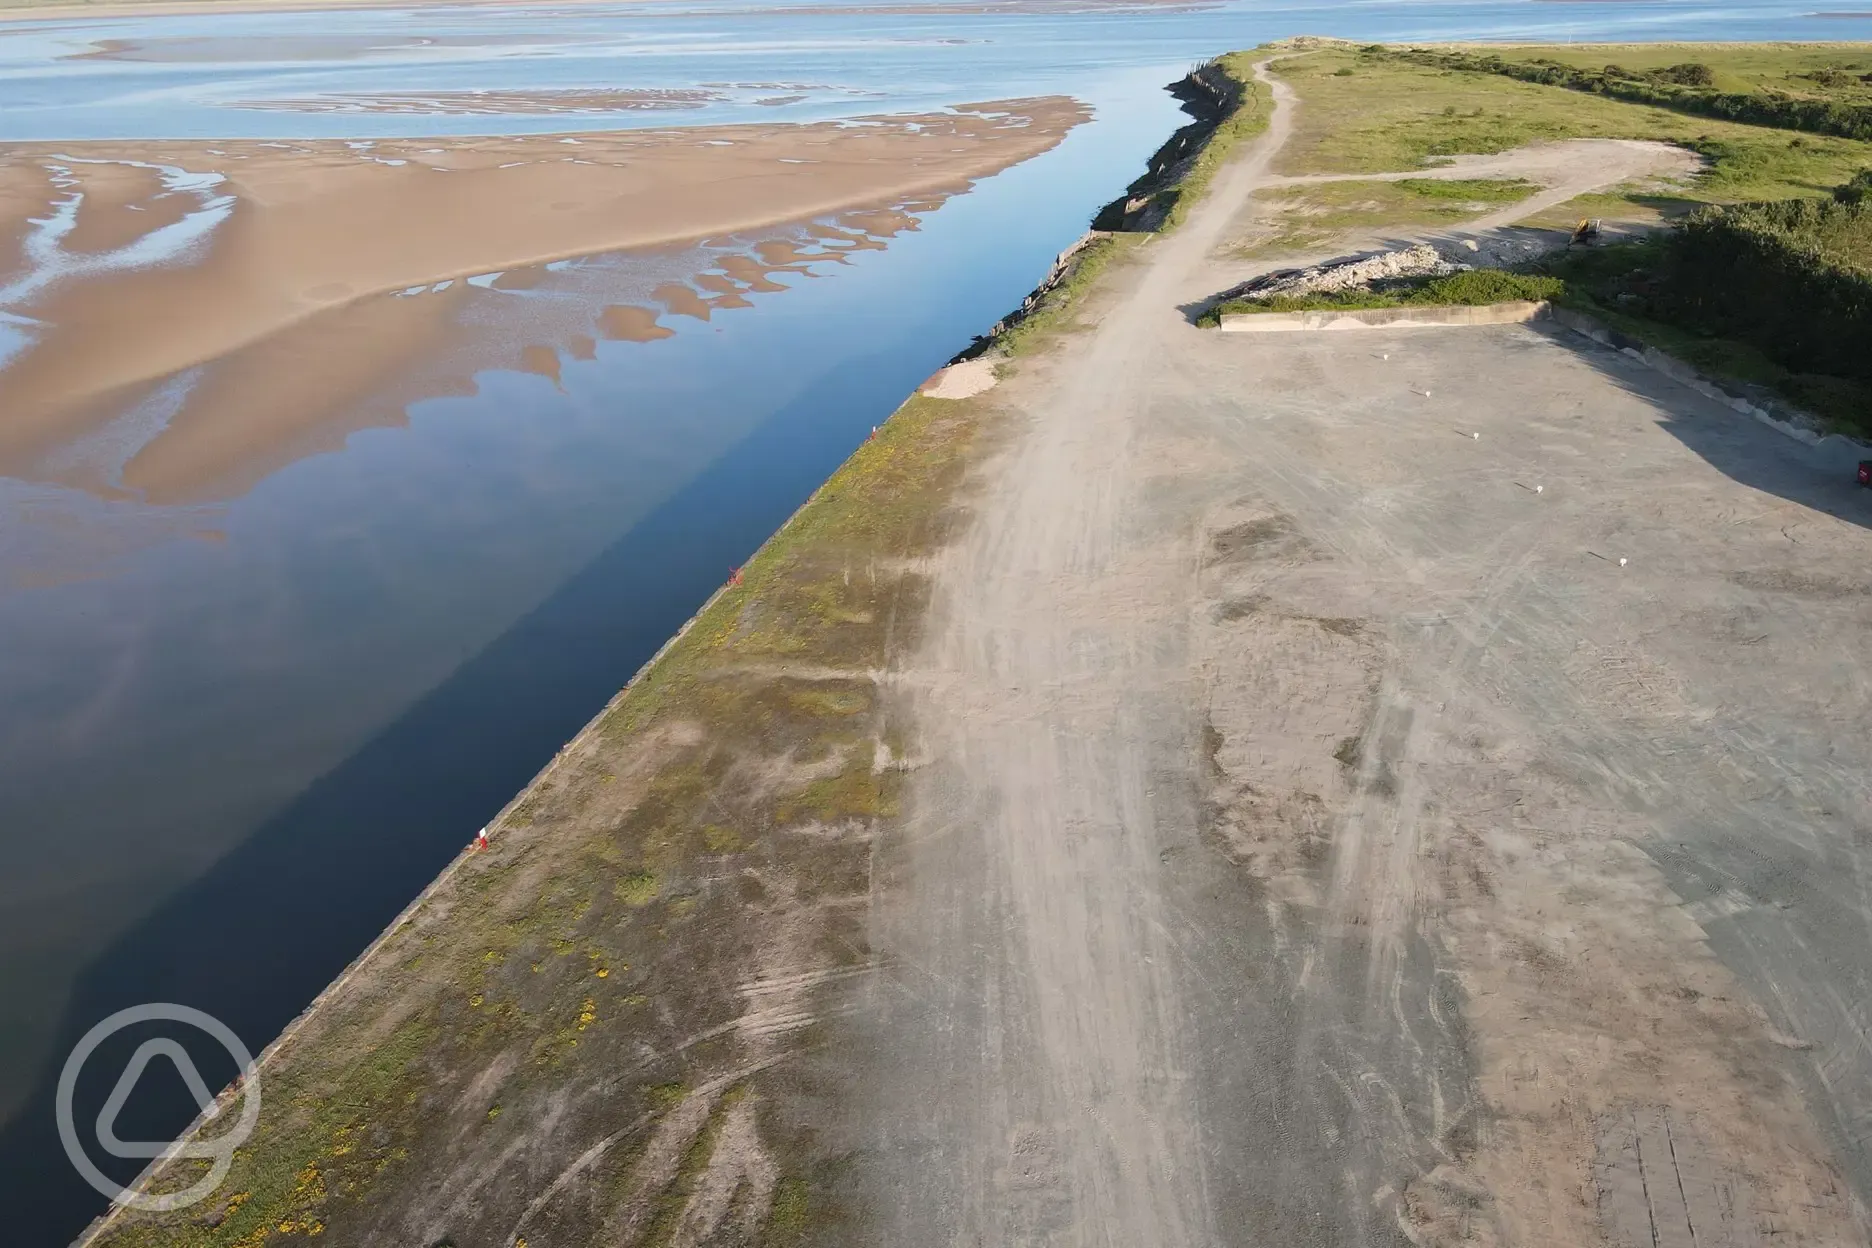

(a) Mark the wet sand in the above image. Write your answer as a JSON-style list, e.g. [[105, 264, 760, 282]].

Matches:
[[233, 88, 733, 114], [0, 0, 1205, 22], [0, 0, 564, 20], [0, 203, 980, 520], [0, 98, 1086, 503], [65, 32, 566, 60]]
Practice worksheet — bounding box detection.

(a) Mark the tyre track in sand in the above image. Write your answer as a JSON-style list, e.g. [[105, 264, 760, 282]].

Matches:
[[834, 63, 1335, 1248]]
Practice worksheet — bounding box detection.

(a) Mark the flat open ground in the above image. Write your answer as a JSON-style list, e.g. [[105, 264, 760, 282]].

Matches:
[[819, 64, 1872, 1247]]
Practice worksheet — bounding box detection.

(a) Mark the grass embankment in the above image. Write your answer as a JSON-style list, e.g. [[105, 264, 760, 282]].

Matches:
[[1157, 52, 1274, 231], [1471, 42, 1872, 100], [1247, 43, 1872, 254], [82, 54, 1258, 1248], [91, 386, 984, 1248], [1248, 176, 1534, 256], [994, 233, 1141, 357], [1200, 269, 1561, 324]]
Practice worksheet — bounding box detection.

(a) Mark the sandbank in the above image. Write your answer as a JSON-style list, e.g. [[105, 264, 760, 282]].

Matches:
[[0, 0, 1203, 23], [0, 98, 1086, 502]]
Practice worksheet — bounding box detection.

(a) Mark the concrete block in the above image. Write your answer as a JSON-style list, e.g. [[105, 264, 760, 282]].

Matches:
[[1215, 300, 1550, 333]]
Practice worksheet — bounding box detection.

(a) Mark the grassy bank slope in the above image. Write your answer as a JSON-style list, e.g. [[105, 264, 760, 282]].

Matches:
[[87, 385, 979, 1248], [1471, 41, 1872, 99], [1200, 269, 1562, 324], [1160, 53, 1274, 231], [1544, 208, 1872, 438], [79, 59, 1264, 1248]]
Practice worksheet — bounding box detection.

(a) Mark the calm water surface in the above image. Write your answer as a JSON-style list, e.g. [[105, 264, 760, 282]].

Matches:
[[0, 0, 1861, 1240]]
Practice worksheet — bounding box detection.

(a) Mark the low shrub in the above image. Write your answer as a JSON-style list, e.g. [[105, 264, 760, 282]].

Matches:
[[1415, 269, 1565, 303], [1634, 199, 1872, 383], [1834, 169, 1872, 205]]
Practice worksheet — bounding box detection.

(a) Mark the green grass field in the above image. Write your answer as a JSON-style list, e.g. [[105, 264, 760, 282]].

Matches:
[[1473, 41, 1872, 102], [1271, 42, 1872, 204], [1244, 177, 1535, 256]]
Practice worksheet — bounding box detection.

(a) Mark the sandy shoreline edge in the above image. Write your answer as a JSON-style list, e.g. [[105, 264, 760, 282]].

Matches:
[[0, 0, 677, 24]]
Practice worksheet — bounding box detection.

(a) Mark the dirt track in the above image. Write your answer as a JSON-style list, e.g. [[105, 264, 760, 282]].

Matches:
[[821, 63, 1872, 1245], [1264, 136, 1701, 235]]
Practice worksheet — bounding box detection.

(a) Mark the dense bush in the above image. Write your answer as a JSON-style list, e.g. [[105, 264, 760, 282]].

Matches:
[[1802, 67, 1858, 89], [1644, 199, 1872, 383], [1834, 169, 1872, 205], [1552, 194, 1872, 396], [1657, 62, 1717, 87], [1603, 61, 1715, 87], [1384, 47, 1872, 142]]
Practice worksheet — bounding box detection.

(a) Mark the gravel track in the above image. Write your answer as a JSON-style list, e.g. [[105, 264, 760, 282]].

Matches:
[[827, 62, 1872, 1247]]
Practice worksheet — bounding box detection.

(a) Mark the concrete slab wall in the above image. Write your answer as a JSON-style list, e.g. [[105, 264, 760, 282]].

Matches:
[[1215, 300, 1550, 332]]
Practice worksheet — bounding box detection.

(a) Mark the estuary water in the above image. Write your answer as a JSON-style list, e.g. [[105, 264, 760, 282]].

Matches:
[[0, 0, 1860, 1240]]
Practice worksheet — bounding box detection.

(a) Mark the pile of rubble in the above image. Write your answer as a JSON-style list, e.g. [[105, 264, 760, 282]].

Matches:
[[1219, 243, 1469, 303]]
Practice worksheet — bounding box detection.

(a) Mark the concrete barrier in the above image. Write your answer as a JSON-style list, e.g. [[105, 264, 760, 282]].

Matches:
[[1216, 300, 1550, 332], [1548, 306, 1872, 468]]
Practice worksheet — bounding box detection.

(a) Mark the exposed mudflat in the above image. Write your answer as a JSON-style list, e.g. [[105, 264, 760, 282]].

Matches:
[[816, 66, 1872, 1246], [0, 99, 1082, 500]]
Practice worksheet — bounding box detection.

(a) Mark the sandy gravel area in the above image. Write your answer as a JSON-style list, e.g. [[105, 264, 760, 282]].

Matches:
[[918, 356, 1000, 399], [822, 64, 1872, 1246]]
